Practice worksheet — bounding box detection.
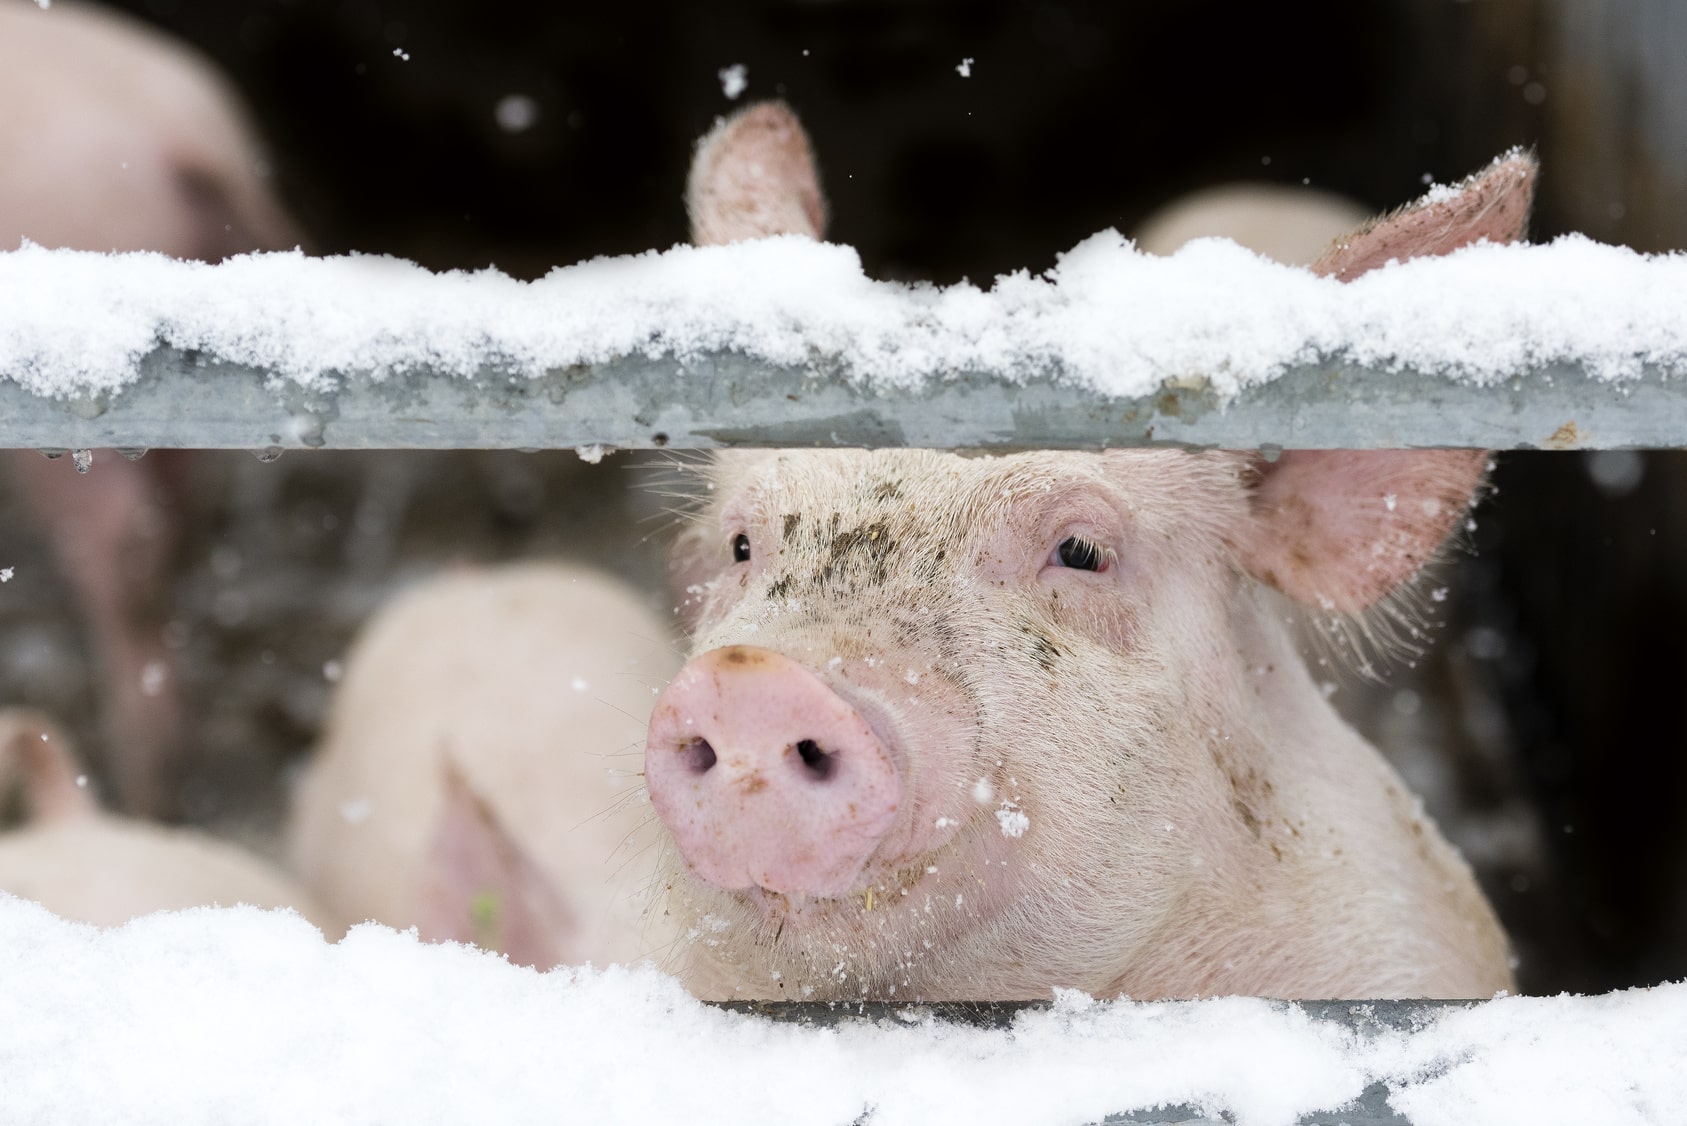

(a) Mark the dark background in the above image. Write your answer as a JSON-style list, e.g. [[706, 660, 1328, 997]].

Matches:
[[98, 0, 1662, 277], [11, 0, 1687, 994]]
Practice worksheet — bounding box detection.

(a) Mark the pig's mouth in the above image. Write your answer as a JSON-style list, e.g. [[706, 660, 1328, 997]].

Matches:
[[727, 805, 1007, 932], [671, 816, 1024, 1002], [742, 852, 938, 913]]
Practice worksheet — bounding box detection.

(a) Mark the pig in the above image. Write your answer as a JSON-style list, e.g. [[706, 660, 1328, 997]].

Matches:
[[0, 0, 297, 258], [640, 102, 1531, 1001], [287, 563, 682, 969], [1132, 182, 1370, 267], [0, 0, 300, 816], [0, 706, 330, 927]]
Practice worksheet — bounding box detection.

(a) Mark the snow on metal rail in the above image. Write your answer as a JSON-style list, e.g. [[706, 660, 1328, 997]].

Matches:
[[730, 998, 1466, 1126], [4, 235, 1685, 450], [0, 345, 1679, 451]]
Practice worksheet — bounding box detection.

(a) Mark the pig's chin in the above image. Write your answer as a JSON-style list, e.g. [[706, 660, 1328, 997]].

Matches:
[[672, 814, 1023, 1000]]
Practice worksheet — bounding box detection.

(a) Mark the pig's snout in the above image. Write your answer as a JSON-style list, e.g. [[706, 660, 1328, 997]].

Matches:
[[645, 645, 901, 898]]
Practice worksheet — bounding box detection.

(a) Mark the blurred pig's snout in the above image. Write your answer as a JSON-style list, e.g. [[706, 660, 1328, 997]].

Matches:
[[645, 645, 901, 898]]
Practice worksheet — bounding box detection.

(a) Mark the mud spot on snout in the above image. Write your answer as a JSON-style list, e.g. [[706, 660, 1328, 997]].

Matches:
[[737, 770, 769, 795], [718, 646, 770, 667]]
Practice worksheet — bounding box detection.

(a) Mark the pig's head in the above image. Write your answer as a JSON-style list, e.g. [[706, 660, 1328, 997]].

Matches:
[[646, 103, 1530, 1001]]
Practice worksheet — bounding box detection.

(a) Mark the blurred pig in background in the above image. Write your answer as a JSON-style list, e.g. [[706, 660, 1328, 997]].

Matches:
[[287, 563, 680, 969], [0, 707, 330, 928], [0, 0, 299, 816], [1133, 184, 1368, 268]]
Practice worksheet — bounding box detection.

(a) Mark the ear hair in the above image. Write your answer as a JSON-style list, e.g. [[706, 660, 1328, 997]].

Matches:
[[1292, 466, 1493, 683]]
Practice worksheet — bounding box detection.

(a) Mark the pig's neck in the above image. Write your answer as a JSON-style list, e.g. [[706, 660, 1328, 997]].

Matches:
[[1108, 596, 1512, 1001]]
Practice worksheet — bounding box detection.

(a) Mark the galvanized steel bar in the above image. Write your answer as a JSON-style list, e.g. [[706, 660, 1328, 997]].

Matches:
[[715, 998, 1470, 1125], [0, 345, 1676, 450]]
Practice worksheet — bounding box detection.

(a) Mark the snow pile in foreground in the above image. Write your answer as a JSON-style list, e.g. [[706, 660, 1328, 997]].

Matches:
[[0, 233, 1683, 401], [2, 896, 1684, 1126]]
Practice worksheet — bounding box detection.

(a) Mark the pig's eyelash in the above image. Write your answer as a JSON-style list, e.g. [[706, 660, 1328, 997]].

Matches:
[[1049, 534, 1112, 573]]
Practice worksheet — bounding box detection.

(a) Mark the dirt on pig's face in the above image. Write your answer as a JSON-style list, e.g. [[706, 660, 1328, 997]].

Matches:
[[654, 447, 1286, 1001]]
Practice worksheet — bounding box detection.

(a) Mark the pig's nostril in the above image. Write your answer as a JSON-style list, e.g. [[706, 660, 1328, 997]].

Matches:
[[678, 738, 717, 774], [795, 738, 835, 780]]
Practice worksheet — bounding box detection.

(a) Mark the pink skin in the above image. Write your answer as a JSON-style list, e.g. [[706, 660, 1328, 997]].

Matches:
[[648, 103, 1532, 1002], [0, 2, 299, 815], [646, 645, 903, 897]]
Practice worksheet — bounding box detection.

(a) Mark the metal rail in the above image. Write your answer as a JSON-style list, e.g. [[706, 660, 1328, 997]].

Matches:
[[717, 999, 1470, 1125], [0, 345, 1677, 451]]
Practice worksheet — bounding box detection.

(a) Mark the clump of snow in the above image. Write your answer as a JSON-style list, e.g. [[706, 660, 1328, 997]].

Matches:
[[718, 63, 747, 100], [1586, 448, 1645, 495], [0, 895, 1683, 1125], [956, 57, 974, 77], [996, 804, 1029, 838], [575, 443, 611, 464], [494, 94, 538, 134], [0, 235, 1683, 403], [0, 566, 12, 582], [1418, 181, 1464, 206]]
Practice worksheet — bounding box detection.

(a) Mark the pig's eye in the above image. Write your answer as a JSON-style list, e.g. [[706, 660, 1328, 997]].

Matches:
[[731, 533, 752, 563], [1054, 535, 1107, 572]]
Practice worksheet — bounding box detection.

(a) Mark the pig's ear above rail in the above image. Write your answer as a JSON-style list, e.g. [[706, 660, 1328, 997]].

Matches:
[[687, 100, 828, 246], [1310, 148, 1537, 281]]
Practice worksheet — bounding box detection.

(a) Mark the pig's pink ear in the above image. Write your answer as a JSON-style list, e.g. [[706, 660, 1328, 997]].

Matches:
[[687, 100, 827, 246], [1310, 149, 1536, 281], [417, 763, 574, 970], [0, 707, 97, 822], [1237, 449, 1489, 614], [1238, 152, 1536, 613]]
